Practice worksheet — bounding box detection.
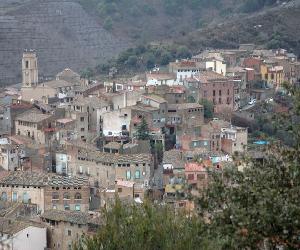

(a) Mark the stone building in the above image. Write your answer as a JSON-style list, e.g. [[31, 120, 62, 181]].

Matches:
[[41, 210, 101, 250], [14, 110, 55, 145], [221, 126, 248, 154], [0, 172, 89, 213]]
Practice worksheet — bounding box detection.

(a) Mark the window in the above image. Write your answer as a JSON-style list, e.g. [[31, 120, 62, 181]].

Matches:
[[126, 170, 131, 180], [12, 192, 18, 202], [122, 125, 127, 130], [80, 117, 84, 122], [75, 205, 81, 211], [135, 170, 141, 179], [52, 192, 59, 200], [68, 230, 72, 236], [74, 193, 82, 200], [63, 192, 70, 200], [1, 192, 7, 201], [64, 204, 70, 211], [188, 174, 194, 180], [219, 90, 222, 96], [81, 128, 85, 132], [227, 89, 230, 95], [197, 174, 206, 180], [118, 188, 122, 193], [25, 61, 29, 68], [23, 192, 29, 203], [213, 90, 216, 96]]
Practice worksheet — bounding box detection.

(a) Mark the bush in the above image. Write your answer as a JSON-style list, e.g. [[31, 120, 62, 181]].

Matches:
[[103, 17, 113, 30]]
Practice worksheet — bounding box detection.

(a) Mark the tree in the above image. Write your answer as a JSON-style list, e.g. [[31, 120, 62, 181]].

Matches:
[[75, 199, 223, 250], [160, 51, 172, 65], [176, 46, 192, 59], [126, 55, 138, 67], [144, 53, 156, 69], [199, 85, 300, 249], [80, 67, 93, 79], [187, 95, 196, 103], [199, 99, 214, 118], [103, 17, 113, 30], [135, 117, 150, 140]]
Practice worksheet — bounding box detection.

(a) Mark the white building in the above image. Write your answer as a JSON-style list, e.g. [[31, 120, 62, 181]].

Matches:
[[0, 219, 47, 250], [206, 58, 227, 76], [146, 72, 176, 86], [169, 60, 200, 82]]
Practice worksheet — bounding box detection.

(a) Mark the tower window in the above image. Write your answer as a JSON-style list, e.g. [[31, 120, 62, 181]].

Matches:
[[25, 61, 29, 69]]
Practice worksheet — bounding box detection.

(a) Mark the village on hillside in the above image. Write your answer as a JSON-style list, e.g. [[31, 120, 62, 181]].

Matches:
[[0, 44, 299, 249]]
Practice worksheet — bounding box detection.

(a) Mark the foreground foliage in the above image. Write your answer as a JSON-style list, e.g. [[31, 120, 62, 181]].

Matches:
[[75, 200, 222, 250]]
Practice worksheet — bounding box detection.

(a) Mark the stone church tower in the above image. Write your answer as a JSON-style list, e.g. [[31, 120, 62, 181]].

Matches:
[[22, 51, 38, 87]]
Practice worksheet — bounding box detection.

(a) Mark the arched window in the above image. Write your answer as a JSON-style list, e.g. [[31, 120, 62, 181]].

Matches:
[[63, 192, 70, 200], [74, 193, 82, 200], [1, 192, 7, 201], [52, 192, 59, 200]]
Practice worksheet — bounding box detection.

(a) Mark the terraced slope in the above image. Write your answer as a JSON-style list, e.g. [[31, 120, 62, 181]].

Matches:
[[0, 0, 129, 85]]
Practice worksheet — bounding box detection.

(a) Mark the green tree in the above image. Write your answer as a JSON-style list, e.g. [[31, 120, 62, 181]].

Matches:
[[160, 51, 172, 65], [103, 17, 113, 30], [199, 99, 214, 118], [176, 46, 192, 59], [80, 67, 93, 79], [199, 85, 300, 249], [75, 199, 222, 250], [135, 117, 150, 140], [187, 95, 196, 103], [126, 55, 138, 67]]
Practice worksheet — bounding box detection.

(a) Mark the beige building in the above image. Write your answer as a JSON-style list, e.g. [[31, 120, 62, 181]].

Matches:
[[15, 110, 55, 144], [0, 172, 90, 213]]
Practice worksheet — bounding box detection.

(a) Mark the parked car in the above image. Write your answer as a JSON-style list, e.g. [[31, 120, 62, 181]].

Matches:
[[248, 99, 256, 105]]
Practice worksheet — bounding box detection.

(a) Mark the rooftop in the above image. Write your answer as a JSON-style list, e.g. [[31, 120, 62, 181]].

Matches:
[[0, 218, 45, 235], [168, 103, 203, 111], [185, 162, 206, 172], [15, 110, 52, 123], [142, 94, 167, 104], [194, 71, 228, 83], [40, 79, 76, 88], [0, 172, 88, 187], [146, 72, 176, 81], [104, 141, 122, 150], [42, 210, 102, 225]]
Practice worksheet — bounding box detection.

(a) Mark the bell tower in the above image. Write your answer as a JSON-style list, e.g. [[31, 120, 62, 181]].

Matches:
[[22, 50, 38, 87]]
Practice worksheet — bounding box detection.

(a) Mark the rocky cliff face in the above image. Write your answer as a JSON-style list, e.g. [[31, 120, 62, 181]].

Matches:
[[0, 0, 129, 85]]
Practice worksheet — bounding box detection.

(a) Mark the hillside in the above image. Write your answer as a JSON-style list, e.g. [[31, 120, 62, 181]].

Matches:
[[0, 0, 298, 85], [0, 0, 129, 86], [178, 0, 300, 55]]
